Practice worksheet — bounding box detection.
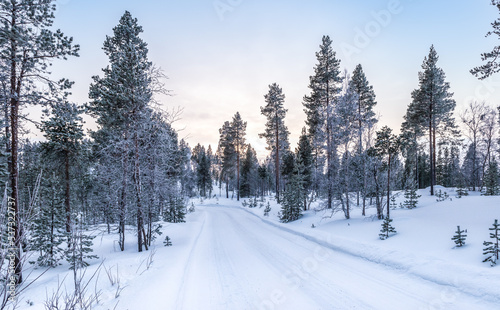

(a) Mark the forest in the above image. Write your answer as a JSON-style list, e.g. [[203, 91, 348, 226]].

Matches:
[[0, 1, 500, 308]]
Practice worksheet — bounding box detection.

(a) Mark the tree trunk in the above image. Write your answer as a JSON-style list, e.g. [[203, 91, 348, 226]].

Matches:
[[236, 143, 240, 201], [275, 115, 280, 203], [9, 7, 22, 281], [428, 104, 434, 195], [65, 151, 71, 237], [118, 130, 129, 251], [387, 154, 391, 218], [134, 131, 144, 252]]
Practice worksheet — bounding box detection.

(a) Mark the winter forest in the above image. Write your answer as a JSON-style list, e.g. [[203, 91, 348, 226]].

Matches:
[[1, 0, 500, 309]]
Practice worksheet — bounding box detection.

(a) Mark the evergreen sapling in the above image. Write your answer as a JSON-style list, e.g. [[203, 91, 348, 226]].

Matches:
[[263, 202, 271, 217], [163, 236, 172, 247], [483, 219, 500, 266], [451, 226, 467, 247], [403, 179, 421, 209], [379, 216, 396, 240]]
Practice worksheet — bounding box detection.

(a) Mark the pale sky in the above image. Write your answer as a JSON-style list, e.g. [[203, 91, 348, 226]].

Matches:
[[39, 0, 500, 159]]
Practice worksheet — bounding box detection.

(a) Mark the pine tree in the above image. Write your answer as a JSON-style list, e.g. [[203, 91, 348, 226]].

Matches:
[[379, 216, 396, 240], [409, 45, 456, 196], [403, 178, 421, 209], [0, 0, 79, 284], [218, 121, 236, 199], [240, 145, 258, 198], [451, 225, 467, 247], [230, 112, 247, 201], [372, 126, 399, 218], [260, 83, 289, 202], [482, 158, 500, 196], [483, 219, 500, 266], [192, 144, 213, 198], [471, 0, 500, 79], [303, 35, 343, 209]]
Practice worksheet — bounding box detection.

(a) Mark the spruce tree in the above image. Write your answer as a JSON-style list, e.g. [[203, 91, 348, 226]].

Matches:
[[379, 216, 397, 240], [260, 83, 289, 202], [451, 226, 467, 248], [483, 219, 500, 266]]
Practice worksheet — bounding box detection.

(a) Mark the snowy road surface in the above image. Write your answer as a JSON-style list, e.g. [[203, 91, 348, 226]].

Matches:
[[117, 205, 497, 310]]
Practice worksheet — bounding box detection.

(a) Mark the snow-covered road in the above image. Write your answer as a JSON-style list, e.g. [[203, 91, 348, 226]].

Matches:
[[118, 204, 496, 310]]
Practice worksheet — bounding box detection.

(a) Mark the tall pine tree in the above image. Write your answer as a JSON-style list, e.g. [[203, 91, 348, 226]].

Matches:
[[409, 45, 456, 195], [260, 83, 289, 202], [303, 35, 343, 209]]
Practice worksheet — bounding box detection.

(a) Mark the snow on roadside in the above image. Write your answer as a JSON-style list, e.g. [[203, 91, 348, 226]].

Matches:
[[236, 187, 500, 304]]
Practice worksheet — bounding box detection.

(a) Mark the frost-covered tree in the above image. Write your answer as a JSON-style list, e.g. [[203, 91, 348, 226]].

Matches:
[[408, 46, 456, 196], [460, 101, 489, 191], [483, 219, 500, 266], [372, 126, 399, 218], [39, 102, 84, 242], [350, 64, 377, 211], [335, 75, 358, 219], [280, 159, 305, 223], [303, 35, 343, 209], [88, 11, 162, 252], [30, 172, 65, 267], [0, 0, 79, 283], [260, 83, 289, 202]]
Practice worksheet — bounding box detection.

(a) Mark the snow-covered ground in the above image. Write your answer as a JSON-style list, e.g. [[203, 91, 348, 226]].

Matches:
[[15, 187, 500, 309]]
